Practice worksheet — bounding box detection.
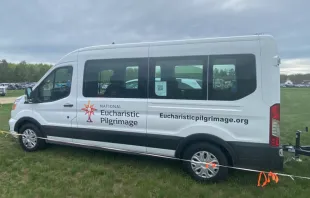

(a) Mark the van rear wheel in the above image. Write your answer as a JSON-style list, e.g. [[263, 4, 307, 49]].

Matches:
[[18, 123, 46, 152], [182, 143, 229, 182]]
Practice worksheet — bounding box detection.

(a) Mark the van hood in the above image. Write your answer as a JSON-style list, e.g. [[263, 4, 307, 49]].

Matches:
[[15, 95, 25, 104]]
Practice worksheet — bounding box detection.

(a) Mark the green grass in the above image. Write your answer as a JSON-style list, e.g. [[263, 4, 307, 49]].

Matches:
[[1, 88, 310, 197], [2, 89, 24, 97]]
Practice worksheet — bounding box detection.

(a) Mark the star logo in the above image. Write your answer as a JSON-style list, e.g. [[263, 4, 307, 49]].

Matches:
[[81, 100, 96, 122]]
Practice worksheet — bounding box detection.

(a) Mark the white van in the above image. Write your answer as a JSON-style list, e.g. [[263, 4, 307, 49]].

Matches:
[[8, 34, 283, 182], [0, 86, 7, 96]]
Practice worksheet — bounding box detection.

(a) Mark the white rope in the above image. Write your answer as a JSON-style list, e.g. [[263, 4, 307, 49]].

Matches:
[[1, 130, 310, 182]]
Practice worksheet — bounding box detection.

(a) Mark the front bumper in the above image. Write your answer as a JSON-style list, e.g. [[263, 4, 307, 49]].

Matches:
[[8, 118, 18, 138]]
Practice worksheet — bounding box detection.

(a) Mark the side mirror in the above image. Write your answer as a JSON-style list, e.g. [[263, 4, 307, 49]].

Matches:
[[25, 87, 32, 98], [25, 87, 34, 103]]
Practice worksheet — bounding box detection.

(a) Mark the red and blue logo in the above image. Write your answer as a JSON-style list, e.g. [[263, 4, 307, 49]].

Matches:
[[81, 100, 96, 122]]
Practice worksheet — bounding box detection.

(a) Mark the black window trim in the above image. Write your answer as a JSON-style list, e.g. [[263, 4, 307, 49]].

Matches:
[[81, 53, 256, 101]]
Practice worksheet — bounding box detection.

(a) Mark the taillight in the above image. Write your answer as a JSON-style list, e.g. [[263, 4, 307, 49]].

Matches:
[[270, 104, 280, 147], [12, 103, 16, 110]]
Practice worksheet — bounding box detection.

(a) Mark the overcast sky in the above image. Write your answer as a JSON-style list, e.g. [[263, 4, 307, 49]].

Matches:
[[0, 0, 309, 74]]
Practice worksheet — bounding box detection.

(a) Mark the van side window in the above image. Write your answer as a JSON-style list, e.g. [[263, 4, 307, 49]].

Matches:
[[212, 64, 236, 90], [208, 54, 256, 101], [149, 56, 207, 100], [98, 69, 113, 95], [37, 66, 73, 102], [125, 66, 139, 89], [83, 58, 148, 98]]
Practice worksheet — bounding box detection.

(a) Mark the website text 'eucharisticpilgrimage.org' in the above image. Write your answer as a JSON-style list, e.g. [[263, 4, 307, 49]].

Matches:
[[159, 113, 249, 125]]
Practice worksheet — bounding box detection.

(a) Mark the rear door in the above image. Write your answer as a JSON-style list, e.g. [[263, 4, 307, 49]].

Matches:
[[74, 47, 149, 153]]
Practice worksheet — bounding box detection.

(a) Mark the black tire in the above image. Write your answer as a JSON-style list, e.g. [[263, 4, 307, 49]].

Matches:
[[18, 123, 46, 152], [182, 142, 229, 183]]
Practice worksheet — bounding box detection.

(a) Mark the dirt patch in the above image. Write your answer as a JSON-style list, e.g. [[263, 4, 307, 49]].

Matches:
[[0, 97, 17, 104]]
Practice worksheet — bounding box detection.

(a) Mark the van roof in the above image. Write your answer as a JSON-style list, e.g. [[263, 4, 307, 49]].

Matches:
[[56, 34, 274, 64]]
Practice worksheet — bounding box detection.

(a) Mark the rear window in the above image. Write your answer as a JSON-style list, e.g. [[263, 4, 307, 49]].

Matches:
[[208, 54, 256, 101]]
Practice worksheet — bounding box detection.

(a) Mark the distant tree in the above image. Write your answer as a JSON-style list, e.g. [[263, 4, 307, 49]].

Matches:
[[0, 60, 52, 83], [0, 59, 9, 82]]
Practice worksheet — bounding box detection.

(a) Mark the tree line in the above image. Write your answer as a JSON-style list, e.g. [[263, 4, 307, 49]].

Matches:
[[280, 74, 310, 84], [1, 59, 310, 84], [0, 60, 52, 83]]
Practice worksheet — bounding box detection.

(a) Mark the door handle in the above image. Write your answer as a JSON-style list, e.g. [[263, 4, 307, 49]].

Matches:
[[64, 103, 73, 107]]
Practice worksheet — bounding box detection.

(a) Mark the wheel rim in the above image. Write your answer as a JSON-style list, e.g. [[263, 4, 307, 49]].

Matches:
[[190, 151, 220, 178], [22, 129, 37, 149]]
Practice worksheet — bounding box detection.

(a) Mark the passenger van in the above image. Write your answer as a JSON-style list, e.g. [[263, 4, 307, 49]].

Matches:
[[8, 34, 283, 182]]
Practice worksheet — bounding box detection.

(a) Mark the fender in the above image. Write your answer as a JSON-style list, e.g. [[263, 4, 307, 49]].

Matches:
[[14, 117, 46, 137], [175, 133, 237, 165]]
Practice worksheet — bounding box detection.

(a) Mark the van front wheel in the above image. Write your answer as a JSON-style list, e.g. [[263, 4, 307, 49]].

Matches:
[[182, 143, 229, 182], [18, 123, 46, 152]]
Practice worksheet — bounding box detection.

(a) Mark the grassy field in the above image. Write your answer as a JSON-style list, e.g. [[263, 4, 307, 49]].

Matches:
[[0, 88, 310, 198], [2, 89, 24, 97]]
